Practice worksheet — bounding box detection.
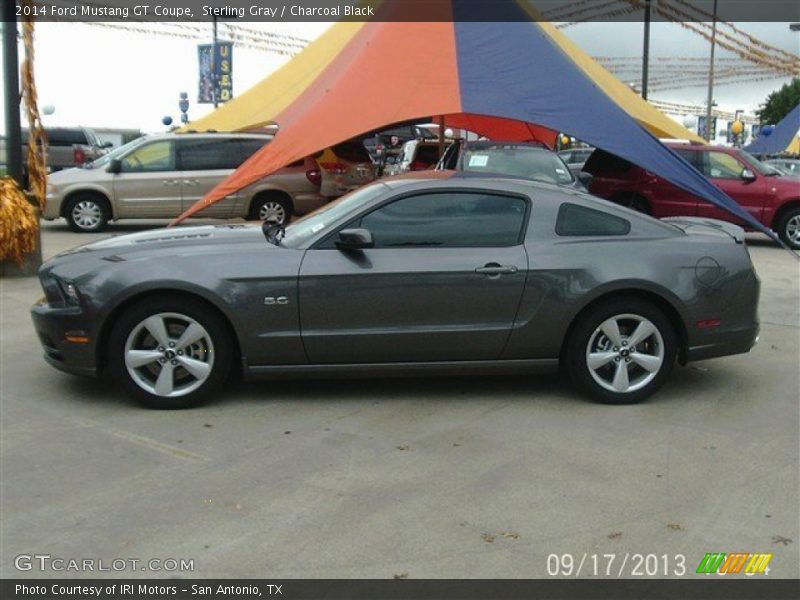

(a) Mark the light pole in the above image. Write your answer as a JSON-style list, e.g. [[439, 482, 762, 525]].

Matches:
[[641, 0, 651, 100], [704, 0, 718, 142]]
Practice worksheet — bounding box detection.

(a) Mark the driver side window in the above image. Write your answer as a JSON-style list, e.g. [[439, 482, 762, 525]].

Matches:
[[358, 191, 527, 248], [703, 152, 745, 180], [121, 140, 176, 173]]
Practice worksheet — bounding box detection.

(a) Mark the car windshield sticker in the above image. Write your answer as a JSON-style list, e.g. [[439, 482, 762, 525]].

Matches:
[[468, 154, 489, 168], [311, 223, 325, 233], [556, 168, 567, 175]]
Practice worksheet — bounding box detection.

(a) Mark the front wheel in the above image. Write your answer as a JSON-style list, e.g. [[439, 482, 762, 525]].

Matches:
[[109, 297, 233, 409], [776, 207, 800, 250], [65, 194, 110, 232], [565, 299, 677, 404]]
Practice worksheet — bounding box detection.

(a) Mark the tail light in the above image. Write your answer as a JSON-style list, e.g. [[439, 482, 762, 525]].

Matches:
[[320, 161, 348, 175], [306, 168, 322, 187], [73, 146, 86, 165]]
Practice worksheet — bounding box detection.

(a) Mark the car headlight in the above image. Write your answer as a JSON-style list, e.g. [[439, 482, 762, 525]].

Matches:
[[55, 278, 81, 304]]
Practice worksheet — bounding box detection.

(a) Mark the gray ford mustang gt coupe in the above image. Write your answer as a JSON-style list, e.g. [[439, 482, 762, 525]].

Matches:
[[32, 171, 760, 409]]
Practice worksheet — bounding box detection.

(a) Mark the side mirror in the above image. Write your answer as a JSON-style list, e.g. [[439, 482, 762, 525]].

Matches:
[[107, 158, 121, 174], [578, 171, 593, 189], [741, 169, 756, 182], [335, 228, 374, 250]]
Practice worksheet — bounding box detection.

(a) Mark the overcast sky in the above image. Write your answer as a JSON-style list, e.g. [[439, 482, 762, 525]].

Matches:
[[0, 20, 797, 134]]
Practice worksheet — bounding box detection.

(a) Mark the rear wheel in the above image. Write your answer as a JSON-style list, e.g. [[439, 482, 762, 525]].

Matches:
[[565, 298, 677, 404], [249, 192, 291, 225], [776, 207, 800, 250], [65, 194, 110, 232], [109, 296, 233, 409]]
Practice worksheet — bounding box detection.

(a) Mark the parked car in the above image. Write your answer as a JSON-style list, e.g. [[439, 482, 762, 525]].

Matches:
[[584, 144, 800, 249], [438, 140, 590, 190], [314, 140, 376, 197], [362, 124, 436, 161], [384, 139, 449, 176], [764, 158, 800, 178], [43, 133, 326, 232], [32, 171, 759, 409], [0, 126, 110, 184], [558, 147, 595, 177]]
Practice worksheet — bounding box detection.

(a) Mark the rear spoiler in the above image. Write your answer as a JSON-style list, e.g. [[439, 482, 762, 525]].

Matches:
[[661, 217, 745, 244]]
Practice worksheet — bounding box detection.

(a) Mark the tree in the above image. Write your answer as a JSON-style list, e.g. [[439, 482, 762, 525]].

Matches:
[[757, 78, 800, 125]]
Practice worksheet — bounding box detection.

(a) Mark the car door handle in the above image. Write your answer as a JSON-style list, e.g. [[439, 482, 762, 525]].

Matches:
[[182, 179, 199, 185], [162, 180, 179, 186], [475, 263, 518, 275]]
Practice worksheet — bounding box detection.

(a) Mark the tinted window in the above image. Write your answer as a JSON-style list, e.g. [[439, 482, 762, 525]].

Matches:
[[556, 203, 630, 236], [332, 141, 371, 163], [238, 139, 269, 164], [360, 192, 527, 248], [46, 128, 89, 146], [672, 148, 702, 171], [121, 140, 175, 172], [178, 138, 243, 170], [583, 149, 632, 175]]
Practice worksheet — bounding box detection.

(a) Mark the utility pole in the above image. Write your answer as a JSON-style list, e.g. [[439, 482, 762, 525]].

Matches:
[[704, 0, 718, 142], [641, 0, 651, 100], [3, 2, 23, 185]]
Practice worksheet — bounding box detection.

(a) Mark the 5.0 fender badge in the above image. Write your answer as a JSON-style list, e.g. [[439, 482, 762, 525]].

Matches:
[[264, 296, 289, 305]]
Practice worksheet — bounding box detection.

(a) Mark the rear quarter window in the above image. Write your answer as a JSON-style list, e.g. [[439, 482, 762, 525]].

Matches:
[[556, 203, 631, 236]]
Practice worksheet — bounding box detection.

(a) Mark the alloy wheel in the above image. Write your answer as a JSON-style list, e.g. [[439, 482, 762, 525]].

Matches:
[[785, 214, 800, 245], [585, 313, 665, 394], [124, 312, 215, 398]]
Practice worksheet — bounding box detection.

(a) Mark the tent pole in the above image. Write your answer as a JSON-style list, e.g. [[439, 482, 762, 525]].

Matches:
[[704, 0, 718, 142], [438, 116, 445, 158]]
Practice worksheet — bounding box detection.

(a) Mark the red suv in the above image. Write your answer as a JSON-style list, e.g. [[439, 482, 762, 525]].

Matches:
[[584, 143, 800, 249]]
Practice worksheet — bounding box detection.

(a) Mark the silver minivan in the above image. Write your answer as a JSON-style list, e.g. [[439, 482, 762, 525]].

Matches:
[[44, 132, 327, 232]]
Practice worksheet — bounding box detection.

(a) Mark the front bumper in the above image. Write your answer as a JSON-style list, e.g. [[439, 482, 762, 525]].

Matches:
[[30, 298, 99, 377]]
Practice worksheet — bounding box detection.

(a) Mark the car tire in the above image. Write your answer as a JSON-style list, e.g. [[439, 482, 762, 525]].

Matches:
[[108, 296, 233, 409], [776, 206, 800, 250], [249, 193, 291, 225], [65, 193, 110, 233], [565, 298, 677, 404]]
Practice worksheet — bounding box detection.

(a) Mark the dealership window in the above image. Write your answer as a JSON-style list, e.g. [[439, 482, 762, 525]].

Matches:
[[359, 192, 527, 248], [121, 140, 175, 172], [556, 202, 630, 236], [704, 151, 746, 179]]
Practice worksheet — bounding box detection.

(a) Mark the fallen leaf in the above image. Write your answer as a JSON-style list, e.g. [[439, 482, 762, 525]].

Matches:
[[396, 445, 410, 451], [481, 533, 496, 543], [772, 535, 792, 546], [667, 523, 685, 531], [608, 532, 622, 539], [501, 532, 520, 540]]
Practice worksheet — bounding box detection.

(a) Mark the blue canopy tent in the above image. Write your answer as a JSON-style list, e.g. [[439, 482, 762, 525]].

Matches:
[[745, 104, 800, 155]]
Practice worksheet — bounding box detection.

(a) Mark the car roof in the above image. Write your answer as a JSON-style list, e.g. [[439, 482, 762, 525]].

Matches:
[[142, 132, 273, 141]]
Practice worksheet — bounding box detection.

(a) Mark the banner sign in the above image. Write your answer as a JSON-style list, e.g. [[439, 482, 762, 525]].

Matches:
[[197, 41, 233, 104]]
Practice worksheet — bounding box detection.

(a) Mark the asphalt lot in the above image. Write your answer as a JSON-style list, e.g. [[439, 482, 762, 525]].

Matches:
[[1, 218, 798, 579]]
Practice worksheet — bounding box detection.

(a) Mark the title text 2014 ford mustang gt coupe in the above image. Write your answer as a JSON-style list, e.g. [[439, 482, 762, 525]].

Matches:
[[31, 172, 760, 409]]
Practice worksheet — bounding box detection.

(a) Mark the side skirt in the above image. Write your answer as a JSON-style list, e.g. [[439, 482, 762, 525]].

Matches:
[[244, 358, 559, 381]]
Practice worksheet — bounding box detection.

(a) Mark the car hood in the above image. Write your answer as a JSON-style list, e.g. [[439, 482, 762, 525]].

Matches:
[[54, 224, 268, 260], [48, 165, 111, 185]]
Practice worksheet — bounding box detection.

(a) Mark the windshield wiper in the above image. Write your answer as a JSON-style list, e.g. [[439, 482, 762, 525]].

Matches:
[[262, 221, 285, 246]]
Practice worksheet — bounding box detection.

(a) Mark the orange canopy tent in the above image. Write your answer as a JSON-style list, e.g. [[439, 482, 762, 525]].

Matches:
[[173, 1, 778, 239]]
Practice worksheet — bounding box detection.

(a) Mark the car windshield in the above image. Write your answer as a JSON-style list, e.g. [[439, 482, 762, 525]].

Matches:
[[738, 149, 782, 176], [461, 146, 575, 185], [86, 137, 148, 168], [280, 182, 389, 248]]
